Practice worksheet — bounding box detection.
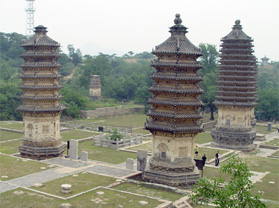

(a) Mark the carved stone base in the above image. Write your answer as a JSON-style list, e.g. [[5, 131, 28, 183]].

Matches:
[[143, 165, 200, 187], [19, 143, 66, 160], [211, 127, 256, 151]]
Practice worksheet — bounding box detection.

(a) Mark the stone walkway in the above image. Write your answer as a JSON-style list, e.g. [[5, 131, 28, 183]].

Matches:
[[0, 157, 137, 194]]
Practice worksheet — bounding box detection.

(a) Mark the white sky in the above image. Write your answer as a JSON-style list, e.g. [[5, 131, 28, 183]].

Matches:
[[1, 0, 278, 61]]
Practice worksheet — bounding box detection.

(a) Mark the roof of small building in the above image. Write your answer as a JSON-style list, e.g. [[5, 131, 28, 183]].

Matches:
[[21, 25, 60, 47], [222, 20, 252, 40], [152, 14, 201, 56]]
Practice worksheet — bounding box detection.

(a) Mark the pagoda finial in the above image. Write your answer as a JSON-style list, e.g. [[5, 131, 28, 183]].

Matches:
[[174, 13, 182, 25], [233, 19, 242, 30]]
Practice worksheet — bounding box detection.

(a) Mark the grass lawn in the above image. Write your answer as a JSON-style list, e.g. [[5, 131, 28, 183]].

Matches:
[[132, 128, 150, 135], [271, 150, 279, 157], [239, 154, 279, 175], [0, 154, 53, 181], [196, 148, 228, 161], [0, 187, 163, 208], [264, 138, 279, 146], [65, 113, 148, 128], [61, 130, 98, 142], [252, 174, 279, 202], [127, 141, 152, 153], [114, 182, 184, 202], [79, 140, 137, 164], [0, 130, 23, 142], [202, 166, 231, 182], [255, 125, 276, 134], [201, 113, 217, 123], [194, 132, 213, 144], [33, 172, 116, 197], [0, 122, 23, 131], [0, 139, 22, 155]]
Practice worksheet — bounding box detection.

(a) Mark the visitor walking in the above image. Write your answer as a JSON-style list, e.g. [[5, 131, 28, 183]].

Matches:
[[215, 151, 219, 166], [202, 154, 206, 166]]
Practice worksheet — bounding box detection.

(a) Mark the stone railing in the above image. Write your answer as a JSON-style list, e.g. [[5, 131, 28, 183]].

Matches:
[[92, 134, 143, 149]]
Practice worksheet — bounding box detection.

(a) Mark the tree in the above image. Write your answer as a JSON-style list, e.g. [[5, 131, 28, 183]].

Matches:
[[256, 89, 279, 120], [198, 43, 219, 120], [199, 43, 219, 75], [191, 155, 266, 208], [67, 44, 82, 66]]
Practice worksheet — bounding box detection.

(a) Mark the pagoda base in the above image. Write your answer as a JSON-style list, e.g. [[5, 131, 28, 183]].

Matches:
[[143, 165, 200, 187], [211, 127, 256, 151], [19, 143, 66, 160]]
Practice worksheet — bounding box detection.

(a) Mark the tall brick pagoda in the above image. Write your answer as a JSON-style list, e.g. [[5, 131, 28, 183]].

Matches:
[[211, 20, 257, 151], [89, 75, 101, 101], [17, 25, 66, 159], [143, 14, 203, 186]]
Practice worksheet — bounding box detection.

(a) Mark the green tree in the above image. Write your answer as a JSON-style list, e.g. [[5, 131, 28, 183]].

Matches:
[[191, 155, 266, 208], [199, 43, 219, 75], [67, 44, 82, 66], [256, 89, 279, 120], [198, 43, 219, 120]]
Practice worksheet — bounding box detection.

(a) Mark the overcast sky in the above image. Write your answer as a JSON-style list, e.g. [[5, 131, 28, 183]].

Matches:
[[1, 0, 278, 61]]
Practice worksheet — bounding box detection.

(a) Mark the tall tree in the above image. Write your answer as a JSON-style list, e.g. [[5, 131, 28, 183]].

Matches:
[[191, 155, 266, 208], [198, 43, 219, 120]]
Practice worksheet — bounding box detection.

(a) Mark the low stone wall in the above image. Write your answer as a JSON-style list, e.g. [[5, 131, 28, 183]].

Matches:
[[80, 106, 145, 119], [203, 120, 217, 130]]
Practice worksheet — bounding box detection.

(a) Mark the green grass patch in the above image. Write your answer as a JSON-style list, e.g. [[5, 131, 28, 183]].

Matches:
[[195, 147, 228, 161], [0, 122, 23, 131], [0, 154, 52, 181], [239, 154, 279, 175], [264, 138, 279, 146], [252, 174, 279, 202], [194, 132, 213, 144], [115, 182, 184, 201], [79, 140, 137, 164], [133, 128, 150, 135], [255, 125, 276, 134], [33, 172, 116, 197], [127, 141, 152, 153], [0, 130, 23, 142], [61, 130, 98, 142], [0, 187, 163, 208], [202, 166, 231, 182], [271, 150, 279, 157], [0, 139, 21, 155], [66, 113, 147, 128], [201, 113, 217, 123]]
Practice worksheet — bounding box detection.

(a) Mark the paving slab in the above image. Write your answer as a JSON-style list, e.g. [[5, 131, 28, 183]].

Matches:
[[6, 167, 79, 188], [84, 165, 135, 177], [44, 158, 86, 168], [0, 181, 17, 193]]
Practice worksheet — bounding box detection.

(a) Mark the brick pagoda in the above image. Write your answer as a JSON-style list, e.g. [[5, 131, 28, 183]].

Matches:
[[17, 25, 66, 159], [89, 75, 101, 101], [144, 14, 204, 186], [211, 20, 257, 151]]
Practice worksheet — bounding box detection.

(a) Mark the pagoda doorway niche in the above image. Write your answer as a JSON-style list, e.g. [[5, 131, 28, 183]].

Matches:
[[157, 143, 169, 159], [26, 123, 34, 138]]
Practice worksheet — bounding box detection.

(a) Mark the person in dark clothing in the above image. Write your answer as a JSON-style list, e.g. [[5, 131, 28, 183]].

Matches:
[[215, 151, 219, 166], [202, 154, 206, 166]]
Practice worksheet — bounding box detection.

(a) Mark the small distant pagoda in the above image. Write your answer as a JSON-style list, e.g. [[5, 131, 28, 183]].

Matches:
[[89, 75, 101, 101], [211, 20, 257, 151], [17, 25, 66, 159], [144, 14, 203, 187]]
